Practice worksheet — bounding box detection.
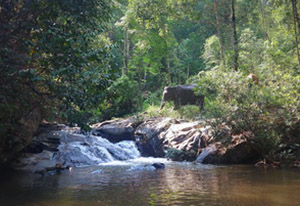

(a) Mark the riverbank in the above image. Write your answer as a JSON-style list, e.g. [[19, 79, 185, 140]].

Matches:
[[4, 115, 299, 173], [91, 116, 259, 163]]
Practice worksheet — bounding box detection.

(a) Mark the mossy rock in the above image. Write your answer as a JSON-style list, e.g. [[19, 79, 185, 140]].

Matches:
[[165, 148, 196, 162]]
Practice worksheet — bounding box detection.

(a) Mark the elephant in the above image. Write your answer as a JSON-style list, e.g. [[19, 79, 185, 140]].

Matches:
[[159, 85, 204, 110]]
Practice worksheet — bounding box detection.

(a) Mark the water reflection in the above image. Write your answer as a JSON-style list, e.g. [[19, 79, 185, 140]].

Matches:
[[0, 162, 299, 206]]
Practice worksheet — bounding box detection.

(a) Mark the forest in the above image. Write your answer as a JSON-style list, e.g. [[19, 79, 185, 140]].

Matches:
[[1, 0, 300, 164]]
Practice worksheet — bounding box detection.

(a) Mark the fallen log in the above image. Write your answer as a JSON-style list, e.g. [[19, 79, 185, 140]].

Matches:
[[34, 164, 72, 176]]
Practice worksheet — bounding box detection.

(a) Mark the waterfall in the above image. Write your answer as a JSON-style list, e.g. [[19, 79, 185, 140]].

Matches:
[[53, 132, 141, 167]]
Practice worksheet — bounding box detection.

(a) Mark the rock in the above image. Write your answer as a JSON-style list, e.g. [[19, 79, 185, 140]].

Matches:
[[223, 141, 257, 164], [19, 107, 42, 146], [21, 141, 44, 154], [13, 121, 144, 172], [127, 163, 165, 171], [127, 165, 156, 171], [91, 117, 143, 143], [196, 143, 225, 164], [91, 169, 103, 175], [0, 107, 42, 164], [134, 118, 173, 157], [165, 148, 196, 162], [34, 122, 65, 137], [160, 122, 212, 152], [196, 134, 259, 164], [134, 118, 214, 160], [152, 163, 165, 169], [10, 116, 262, 171], [34, 164, 72, 176], [13, 151, 57, 172], [22, 141, 59, 154], [293, 160, 300, 168], [52, 135, 141, 167]]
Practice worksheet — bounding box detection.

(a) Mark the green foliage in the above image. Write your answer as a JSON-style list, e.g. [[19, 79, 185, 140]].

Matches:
[[239, 28, 264, 72], [0, 0, 113, 156], [202, 35, 222, 70], [142, 90, 163, 110], [195, 63, 300, 159], [100, 75, 141, 119], [144, 104, 201, 121], [2, 0, 300, 164]]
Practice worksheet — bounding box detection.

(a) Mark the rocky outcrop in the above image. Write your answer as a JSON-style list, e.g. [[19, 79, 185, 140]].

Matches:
[[196, 134, 258, 164], [0, 107, 42, 164], [19, 107, 43, 147], [12, 124, 142, 173], [90, 116, 259, 164], [160, 121, 212, 152], [91, 117, 143, 143], [196, 143, 226, 164], [133, 119, 215, 160], [134, 117, 173, 157], [11, 116, 260, 173]]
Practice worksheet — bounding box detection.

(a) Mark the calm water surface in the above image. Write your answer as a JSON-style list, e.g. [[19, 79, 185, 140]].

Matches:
[[0, 159, 299, 206]]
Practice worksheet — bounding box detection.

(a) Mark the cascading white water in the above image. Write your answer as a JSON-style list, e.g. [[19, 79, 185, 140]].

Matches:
[[53, 132, 141, 167]]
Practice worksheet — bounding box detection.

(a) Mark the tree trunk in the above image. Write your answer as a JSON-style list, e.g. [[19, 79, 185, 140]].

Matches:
[[291, 0, 300, 69], [231, 0, 239, 71], [291, 0, 300, 36], [137, 59, 143, 111], [214, 0, 226, 66], [259, 0, 270, 40], [164, 39, 172, 84], [123, 27, 129, 75]]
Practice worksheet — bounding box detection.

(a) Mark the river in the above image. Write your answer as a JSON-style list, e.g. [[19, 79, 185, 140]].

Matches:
[[0, 158, 299, 206]]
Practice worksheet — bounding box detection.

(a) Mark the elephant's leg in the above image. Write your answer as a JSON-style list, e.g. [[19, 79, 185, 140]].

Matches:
[[199, 96, 204, 110], [174, 99, 181, 110], [159, 101, 165, 111]]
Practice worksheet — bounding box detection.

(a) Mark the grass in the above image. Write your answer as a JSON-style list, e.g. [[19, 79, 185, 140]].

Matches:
[[142, 103, 202, 121]]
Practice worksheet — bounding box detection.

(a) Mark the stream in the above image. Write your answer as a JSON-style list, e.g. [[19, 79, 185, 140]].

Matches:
[[0, 132, 299, 206], [1, 159, 300, 205]]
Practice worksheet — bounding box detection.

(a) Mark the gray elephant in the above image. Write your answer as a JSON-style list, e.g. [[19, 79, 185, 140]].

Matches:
[[159, 85, 204, 110]]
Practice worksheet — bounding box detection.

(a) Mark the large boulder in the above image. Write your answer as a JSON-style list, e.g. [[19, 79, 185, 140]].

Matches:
[[196, 143, 226, 164], [12, 123, 143, 173], [135, 117, 173, 157], [160, 121, 212, 152], [134, 118, 214, 159], [196, 133, 259, 164], [222, 135, 258, 164], [91, 117, 142, 143]]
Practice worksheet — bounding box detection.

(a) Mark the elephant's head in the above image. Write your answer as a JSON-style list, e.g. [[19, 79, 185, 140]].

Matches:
[[162, 86, 176, 101]]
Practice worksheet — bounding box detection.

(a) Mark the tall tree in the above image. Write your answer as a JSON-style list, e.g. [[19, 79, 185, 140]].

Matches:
[[0, 0, 113, 156], [291, 0, 300, 68], [231, 0, 239, 71], [291, 0, 300, 36], [259, 0, 270, 40], [123, 26, 130, 75], [214, 0, 226, 66]]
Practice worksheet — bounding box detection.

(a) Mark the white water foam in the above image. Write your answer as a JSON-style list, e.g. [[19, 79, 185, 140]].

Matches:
[[53, 135, 141, 167]]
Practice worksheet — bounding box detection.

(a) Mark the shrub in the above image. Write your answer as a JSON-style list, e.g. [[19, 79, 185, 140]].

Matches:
[[194, 66, 300, 160], [100, 75, 141, 119]]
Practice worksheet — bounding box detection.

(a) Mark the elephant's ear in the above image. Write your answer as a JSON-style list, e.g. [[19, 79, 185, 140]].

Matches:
[[165, 87, 173, 95]]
